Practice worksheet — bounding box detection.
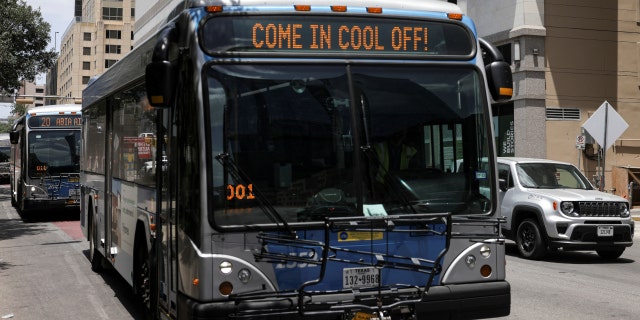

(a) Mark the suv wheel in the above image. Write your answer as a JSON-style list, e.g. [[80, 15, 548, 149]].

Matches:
[[596, 248, 625, 260], [516, 219, 547, 260]]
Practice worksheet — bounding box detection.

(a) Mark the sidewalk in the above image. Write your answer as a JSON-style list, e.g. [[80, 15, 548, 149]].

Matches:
[[631, 208, 640, 221]]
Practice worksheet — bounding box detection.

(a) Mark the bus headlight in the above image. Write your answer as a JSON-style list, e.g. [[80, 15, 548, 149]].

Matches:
[[238, 268, 251, 283], [29, 186, 48, 198], [480, 245, 491, 258], [219, 261, 233, 274], [465, 255, 476, 268]]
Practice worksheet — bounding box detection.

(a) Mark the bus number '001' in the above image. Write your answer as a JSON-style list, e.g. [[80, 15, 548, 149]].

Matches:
[[227, 184, 256, 201]]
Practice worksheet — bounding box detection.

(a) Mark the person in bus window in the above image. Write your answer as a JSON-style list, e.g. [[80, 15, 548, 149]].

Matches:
[[373, 128, 418, 184]]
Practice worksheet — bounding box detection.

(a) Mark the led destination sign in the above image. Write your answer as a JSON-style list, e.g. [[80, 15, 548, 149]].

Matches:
[[202, 16, 473, 56], [28, 115, 82, 128]]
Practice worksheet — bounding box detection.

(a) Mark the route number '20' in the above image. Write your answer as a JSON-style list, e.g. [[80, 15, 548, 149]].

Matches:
[[226, 184, 256, 201]]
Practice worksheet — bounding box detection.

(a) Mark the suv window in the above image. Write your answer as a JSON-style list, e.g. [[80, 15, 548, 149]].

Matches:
[[498, 163, 513, 188]]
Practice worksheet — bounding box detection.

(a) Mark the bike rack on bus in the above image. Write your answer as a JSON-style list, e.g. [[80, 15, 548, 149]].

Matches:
[[249, 213, 452, 318]]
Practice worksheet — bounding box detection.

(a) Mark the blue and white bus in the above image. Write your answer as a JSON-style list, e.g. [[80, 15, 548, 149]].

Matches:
[[10, 104, 82, 216], [81, 1, 512, 319]]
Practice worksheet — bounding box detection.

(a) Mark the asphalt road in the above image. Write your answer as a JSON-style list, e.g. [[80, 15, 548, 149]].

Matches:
[[0, 184, 144, 320], [1, 181, 638, 319]]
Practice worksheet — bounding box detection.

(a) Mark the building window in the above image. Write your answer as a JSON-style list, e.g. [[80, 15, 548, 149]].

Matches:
[[105, 59, 118, 68], [82, 76, 91, 85], [83, 47, 91, 55], [546, 108, 581, 120], [35, 88, 44, 93], [131, 8, 135, 17], [83, 32, 91, 41], [83, 61, 90, 70], [102, 7, 123, 21], [497, 43, 512, 64], [105, 45, 121, 54], [106, 30, 122, 39]]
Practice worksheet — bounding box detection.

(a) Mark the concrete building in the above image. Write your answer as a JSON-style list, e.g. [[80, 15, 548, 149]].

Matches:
[[55, 0, 135, 104], [16, 81, 46, 108], [133, 0, 177, 46], [460, 0, 640, 202]]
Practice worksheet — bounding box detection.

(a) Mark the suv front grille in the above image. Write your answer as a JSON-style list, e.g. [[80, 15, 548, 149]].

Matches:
[[577, 201, 623, 217]]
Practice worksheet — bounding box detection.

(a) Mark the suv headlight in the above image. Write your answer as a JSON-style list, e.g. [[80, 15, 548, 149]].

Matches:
[[619, 202, 630, 217], [560, 201, 578, 217]]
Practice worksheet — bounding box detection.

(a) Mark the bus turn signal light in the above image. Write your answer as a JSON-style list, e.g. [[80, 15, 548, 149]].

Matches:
[[447, 13, 463, 20], [480, 265, 492, 278], [206, 6, 223, 13], [219, 281, 233, 295], [294, 5, 311, 11], [331, 5, 347, 12]]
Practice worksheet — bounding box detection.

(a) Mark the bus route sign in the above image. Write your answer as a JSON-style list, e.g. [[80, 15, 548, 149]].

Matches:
[[202, 15, 473, 56]]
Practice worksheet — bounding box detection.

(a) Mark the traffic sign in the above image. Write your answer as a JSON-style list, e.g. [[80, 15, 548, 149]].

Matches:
[[581, 101, 628, 150], [576, 135, 585, 149]]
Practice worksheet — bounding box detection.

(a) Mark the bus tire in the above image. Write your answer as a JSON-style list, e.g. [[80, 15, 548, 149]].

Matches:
[[134, 233, 153, 318], [516, 218, 547, 260], [89, 213, 105, 272]]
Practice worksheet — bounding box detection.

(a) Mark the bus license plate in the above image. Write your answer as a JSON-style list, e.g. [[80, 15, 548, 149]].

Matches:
[[597, 225, 613, 237], [343, 267, 379, 289]]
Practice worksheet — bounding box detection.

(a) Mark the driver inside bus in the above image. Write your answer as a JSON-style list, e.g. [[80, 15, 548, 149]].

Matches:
[[372, 128, 418, 184]]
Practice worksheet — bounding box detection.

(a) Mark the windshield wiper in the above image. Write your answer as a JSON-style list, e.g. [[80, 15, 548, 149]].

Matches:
[[215, 153, 296, 238], [360, 145, 417, 214]]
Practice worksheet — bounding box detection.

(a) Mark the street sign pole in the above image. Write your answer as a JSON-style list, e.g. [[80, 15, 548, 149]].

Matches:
[[601, 102, 608, 191], [581, 100, 628, 192]]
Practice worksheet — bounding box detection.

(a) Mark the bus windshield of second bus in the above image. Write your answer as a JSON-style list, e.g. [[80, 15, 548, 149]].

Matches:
[[28, 130, 81, 177]]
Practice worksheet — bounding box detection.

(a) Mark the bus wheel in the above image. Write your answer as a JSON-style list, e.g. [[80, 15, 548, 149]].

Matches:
[[516, 219, 547, 260], [135, 239, 151, 312], [89, 216, 104, 272]]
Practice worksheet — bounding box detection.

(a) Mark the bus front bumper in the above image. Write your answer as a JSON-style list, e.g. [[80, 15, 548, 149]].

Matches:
[[416, 281, 511, 319], [178, 281, 510, 320]]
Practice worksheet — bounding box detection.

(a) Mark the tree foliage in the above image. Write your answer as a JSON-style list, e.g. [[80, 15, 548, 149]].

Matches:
[[0, 0, 57, 93]]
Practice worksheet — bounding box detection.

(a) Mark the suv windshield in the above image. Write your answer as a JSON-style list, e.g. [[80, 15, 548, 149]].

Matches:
[[515, 162, 593, 189], [207, 64, 493, 227]]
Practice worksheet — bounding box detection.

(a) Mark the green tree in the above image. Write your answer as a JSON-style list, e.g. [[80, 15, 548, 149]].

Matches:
[[0, 122, 12, 134], [0, 0, 57, 93], [12, 102, 27, 117]]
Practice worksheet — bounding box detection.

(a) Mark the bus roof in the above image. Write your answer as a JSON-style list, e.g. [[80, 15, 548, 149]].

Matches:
[[26, 104, 82, 115], [191, 0, 463, 14]]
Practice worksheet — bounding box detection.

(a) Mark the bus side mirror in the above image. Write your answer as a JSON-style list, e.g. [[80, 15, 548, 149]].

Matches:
[[9, 131, 18, 144], [146, 61, 176, 108], [486, 61, 513, 103], [146, 24, 177, 108]]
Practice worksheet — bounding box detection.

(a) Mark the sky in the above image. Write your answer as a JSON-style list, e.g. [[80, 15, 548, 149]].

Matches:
[[26, 0, 76, 52], [0, 1, 75, 116]]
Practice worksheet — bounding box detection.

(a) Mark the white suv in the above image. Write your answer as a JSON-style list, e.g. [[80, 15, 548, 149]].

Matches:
[[497, 157, 634, 260]]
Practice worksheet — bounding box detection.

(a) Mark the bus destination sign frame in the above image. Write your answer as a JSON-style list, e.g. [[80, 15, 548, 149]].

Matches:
[[201, 14, 475, 58], [28, 115, 82, 128]]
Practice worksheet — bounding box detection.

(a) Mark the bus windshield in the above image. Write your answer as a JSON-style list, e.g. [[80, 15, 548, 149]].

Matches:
[[28, 131, 81, 178], [208, 64, 492, 227]]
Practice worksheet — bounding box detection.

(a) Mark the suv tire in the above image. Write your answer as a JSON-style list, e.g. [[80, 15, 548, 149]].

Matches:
[[596, 248, 625, 260], [516, 218, 547, 260]]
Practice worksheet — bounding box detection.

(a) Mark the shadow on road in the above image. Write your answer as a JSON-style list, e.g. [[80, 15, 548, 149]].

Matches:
[[505, 242, 635, 264], [0, 218, 48, 242], [20, 208, 80, 223], [81, 249, 147, 320]]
